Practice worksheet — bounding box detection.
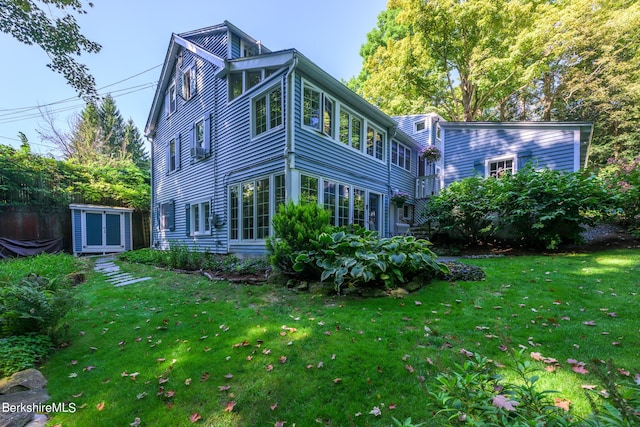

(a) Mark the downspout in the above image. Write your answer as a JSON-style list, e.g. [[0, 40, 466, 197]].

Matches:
[[387, 126, 397, 238], [284, 56, 298, 203]]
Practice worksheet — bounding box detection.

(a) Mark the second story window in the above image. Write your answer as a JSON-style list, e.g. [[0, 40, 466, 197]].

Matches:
[[366, 126, 385, 161], [253, 85, 282, 136], [166, 134, 180, 173], [339, 110, 362, 150], [303, 83, 334, 138], [392, 141, 411, 171]]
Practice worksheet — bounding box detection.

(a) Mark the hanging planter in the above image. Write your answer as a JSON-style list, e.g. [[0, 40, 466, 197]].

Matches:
[[420, 145, 442, 162], [390, 191, 409, 207]]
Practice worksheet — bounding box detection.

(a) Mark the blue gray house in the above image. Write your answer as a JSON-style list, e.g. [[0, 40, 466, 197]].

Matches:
[[145, 21, 592, 256]]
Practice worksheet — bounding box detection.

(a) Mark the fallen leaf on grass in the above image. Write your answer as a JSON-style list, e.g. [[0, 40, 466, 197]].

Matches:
[[492, 395, 519, 411], [274, 422, 286, 427], [266, 364, 274, 372], [572, 365, 589, 374], [200, 372, 210, 382], [224, 401, 236, 412], [190, 412, 202, 423], [270, 402, 278, 410], [129, 417, 141, 426], [582, 320, 596, 326], [96, 401, 105, 411], [369, 406, 381, 416], [136, 392, 147, 399], [554, 398, 571, 411], [72, 392, 83, 398], [218, 385, 231, 391], [333, 378, 342, 384], [405, 365, 414, 373]]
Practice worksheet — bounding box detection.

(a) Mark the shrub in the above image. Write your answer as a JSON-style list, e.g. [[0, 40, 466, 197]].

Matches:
[[425, 176, 497, 244], [426, 166, 614, 249], [0, 333, 52, 377], [599, 157, 640, 237], [0, 274, 77, 339], [293, 229, 448, 292], [494, 165, 612, 249], [266, 201, 332, 273]]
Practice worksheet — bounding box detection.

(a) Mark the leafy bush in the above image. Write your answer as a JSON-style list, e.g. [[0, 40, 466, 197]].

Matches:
[[117, 247, 165, 265], [0, 333, 52, 377], [426, 166, 614, 249], [0, 274, 77, 338], [266, 201, 332, 273], [599, 157, 640, 237], [494, 166, 612, 249], [293, 228, 447, 292], [430, 352, 576, 426], [425, 176, 497, 244]]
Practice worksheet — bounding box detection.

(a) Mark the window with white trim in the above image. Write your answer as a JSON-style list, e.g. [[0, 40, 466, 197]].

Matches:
[[414, 120, 426, 133], [300, 175, 319, 202], [487, 156, 515, 177], [166, 134, 180, 173], [190, 200, 211, 236], [366, 126, 385, 161], [228, 68, 279, 101], [302, 83, 335, 138], [229, 174, 285, 241], [181, 64, 196, 100], [391, 141, 411, 171], [159, 201, 175, 231], [339, 109, 362, 150], [253, 85, 282, 136], [166, 83, 176, 116]]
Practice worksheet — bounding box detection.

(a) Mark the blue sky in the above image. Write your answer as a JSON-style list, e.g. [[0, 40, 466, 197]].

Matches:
[[0, 0, 388, 155]]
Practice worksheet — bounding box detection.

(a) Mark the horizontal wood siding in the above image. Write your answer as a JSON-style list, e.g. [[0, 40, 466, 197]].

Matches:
[[188, 31, 228, 59], [151, 45, 287, 254], [443, 127, 577, 187], [292, 74, 390, 194]]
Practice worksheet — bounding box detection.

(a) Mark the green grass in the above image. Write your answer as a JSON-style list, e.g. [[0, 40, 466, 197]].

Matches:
[[35, 249, 640, 426]]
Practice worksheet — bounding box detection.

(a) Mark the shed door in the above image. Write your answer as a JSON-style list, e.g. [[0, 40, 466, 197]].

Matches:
[[83, 211, 124, 250]]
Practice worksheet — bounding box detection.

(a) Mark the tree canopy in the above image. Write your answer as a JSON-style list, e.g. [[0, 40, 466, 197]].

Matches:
[[352, 0, 640, 164], [0, 0, 101, 100]]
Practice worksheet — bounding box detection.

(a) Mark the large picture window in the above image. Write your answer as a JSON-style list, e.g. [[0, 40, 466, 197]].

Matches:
[[229, 174, 284, 241]]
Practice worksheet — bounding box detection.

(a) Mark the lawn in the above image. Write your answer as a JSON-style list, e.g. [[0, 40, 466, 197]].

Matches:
[[39, 249, 640, 426]]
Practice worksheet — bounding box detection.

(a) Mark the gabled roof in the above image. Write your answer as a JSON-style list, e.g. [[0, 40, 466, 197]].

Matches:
[[145, 21, 405, 142]]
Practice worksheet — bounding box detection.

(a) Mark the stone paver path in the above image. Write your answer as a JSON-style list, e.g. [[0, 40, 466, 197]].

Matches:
[[94, 256, 151, 286]]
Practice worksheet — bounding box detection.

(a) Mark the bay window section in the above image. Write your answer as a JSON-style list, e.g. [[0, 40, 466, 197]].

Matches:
[[300, 175, 319, 202], [339, 109, 362, 149]]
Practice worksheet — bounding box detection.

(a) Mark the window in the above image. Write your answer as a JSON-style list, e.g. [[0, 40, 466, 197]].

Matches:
[[166, 83, 177, 116], [367, 126, 384, 161], [165, 134, 180, 173], [353, 189, 365, 227], [190, 200, 211, 236], [229, 174, 284, 241], [229, 73, 243, 100], [318, 177, 381, 231], [300, 175, 319, 202], [159, 201, 175, 231], [414, 120, 426, 133], [338, 184, 350, 226], [181, 65, 196, 100], [339, 109, 362, 149], [323, 96, 334, 137], [487, 156, 515, 177], [391, 141, 411, 171], [228, 68, 275, 101], [254, 85, 282, 136], [303, 85, 321, 130], [323, 180, 337, 225]]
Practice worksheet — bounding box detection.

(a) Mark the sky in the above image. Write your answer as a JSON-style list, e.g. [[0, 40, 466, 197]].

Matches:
[[0, 0, 389, 156]]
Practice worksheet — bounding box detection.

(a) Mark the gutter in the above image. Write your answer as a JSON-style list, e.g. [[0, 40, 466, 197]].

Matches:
[[284, 56, 298, 202]]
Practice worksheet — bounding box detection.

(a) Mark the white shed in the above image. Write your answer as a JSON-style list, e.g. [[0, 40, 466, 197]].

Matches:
[[69, 204, 133, 256]]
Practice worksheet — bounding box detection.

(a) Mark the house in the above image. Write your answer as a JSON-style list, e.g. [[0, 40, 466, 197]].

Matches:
[[145, 21, 592, 256]]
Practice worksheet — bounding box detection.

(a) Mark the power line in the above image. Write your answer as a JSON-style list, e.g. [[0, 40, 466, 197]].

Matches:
[[0, 82, 158, 125], [0, 63, 162, 116]]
